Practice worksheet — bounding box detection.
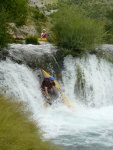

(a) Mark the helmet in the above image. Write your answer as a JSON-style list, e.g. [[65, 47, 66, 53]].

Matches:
[[43, 29, 46, 31], [49, 76, 54, 81]]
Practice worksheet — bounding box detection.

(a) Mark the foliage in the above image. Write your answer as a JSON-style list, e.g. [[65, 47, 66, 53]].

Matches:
[[105, 9, 113, 43], [32, 7, 47, 22], [0, 0, 28, 26], [0, 0, 28, 48], [58, 0, 113, 44], [68, 0, 113, 18], [25, 36, 39, 45], [74, 65, 86, 102], [29, 6, 47, 35], [0, 95, 62, 150], [51, 4, 106, 56], [0, 10, 11, 48]]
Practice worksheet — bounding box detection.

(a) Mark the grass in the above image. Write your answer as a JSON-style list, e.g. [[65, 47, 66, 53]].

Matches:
[[0, 95, 62, 150], [25, 36, 39, 45]]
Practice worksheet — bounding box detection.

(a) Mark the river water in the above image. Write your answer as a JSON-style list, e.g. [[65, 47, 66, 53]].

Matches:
[[0, 43, 113, 150]]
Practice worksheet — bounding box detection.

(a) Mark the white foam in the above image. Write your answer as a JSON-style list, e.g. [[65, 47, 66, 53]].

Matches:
[[0, 45, 113, 148]]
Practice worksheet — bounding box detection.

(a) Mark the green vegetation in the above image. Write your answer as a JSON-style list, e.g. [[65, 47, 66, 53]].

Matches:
[[74, 65, 86, 102], [25, 36, 39, 45], [29, 6, 47, 35], [1, 0, 113, 56], [51, 4, 106, 56], [33, 7, 47, 22], [0, 10, 10, 48], [76, 65, 86, 94], [68, 0, 113, 44], [0, 0, 28, 48], [105, 9, 113, 43], [0, 0, 28, 26], [46, 0, 113, 56], [0, 95, 62, 150]]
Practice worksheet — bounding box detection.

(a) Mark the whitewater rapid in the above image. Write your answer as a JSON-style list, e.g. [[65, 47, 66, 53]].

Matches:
[[0, 44, 113, 150]]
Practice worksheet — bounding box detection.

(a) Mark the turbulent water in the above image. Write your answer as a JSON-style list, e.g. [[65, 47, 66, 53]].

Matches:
[[0, 43, 113, 150]]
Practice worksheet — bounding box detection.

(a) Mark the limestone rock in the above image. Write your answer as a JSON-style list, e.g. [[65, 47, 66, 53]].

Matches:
[[8, 23, 37, 40]]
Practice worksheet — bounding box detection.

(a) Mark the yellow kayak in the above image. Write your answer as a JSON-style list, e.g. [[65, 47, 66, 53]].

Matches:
[[40, 69, 75, 110], [38, 38, 47, 42], [39, 69, 59, 106]]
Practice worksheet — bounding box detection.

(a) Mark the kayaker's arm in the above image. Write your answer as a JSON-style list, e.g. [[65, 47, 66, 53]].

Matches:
[[45, 87, 50, 100]]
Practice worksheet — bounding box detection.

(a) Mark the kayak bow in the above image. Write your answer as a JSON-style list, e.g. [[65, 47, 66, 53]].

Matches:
[[38, 38, 47, 42]]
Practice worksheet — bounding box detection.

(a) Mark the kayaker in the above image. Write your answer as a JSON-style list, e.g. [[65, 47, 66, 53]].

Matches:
[[41, 76, 55, 100], [41, 29, 46, 38]]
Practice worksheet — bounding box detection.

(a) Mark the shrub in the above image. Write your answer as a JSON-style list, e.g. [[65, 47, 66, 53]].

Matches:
[[25, 36, 39, 45], [105, 9, 113, 43], [51, 4, 106, 56], [0, 0, 28, 48], [0, 10, 10, 48], [31, 7, 47, 22], [0, 0, 28, 26]]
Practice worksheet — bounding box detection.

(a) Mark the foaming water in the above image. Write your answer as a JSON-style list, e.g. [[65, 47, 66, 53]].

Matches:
[[62, 55, 113, 107], [0, 59, 45, 119], [0, 50, 113, 149]]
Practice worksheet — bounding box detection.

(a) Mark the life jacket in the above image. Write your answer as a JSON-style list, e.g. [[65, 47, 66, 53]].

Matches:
[[41, 33, 46, 38], [41, 78, 55, 90]]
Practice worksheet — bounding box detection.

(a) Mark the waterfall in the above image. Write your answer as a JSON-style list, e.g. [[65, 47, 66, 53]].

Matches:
[[0, 44, 113, 150], [0, 59, 45, 118], [62, 54, 113, 107]]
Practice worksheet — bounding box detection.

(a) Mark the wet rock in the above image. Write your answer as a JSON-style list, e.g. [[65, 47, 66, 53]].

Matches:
[[0, 48, 9, 61], [7, 43, 61, 76]]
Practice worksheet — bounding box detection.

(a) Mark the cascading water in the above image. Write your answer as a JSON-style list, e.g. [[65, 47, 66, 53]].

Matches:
[[62, 55, 113, 107], [0, 43, 113, 150]]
